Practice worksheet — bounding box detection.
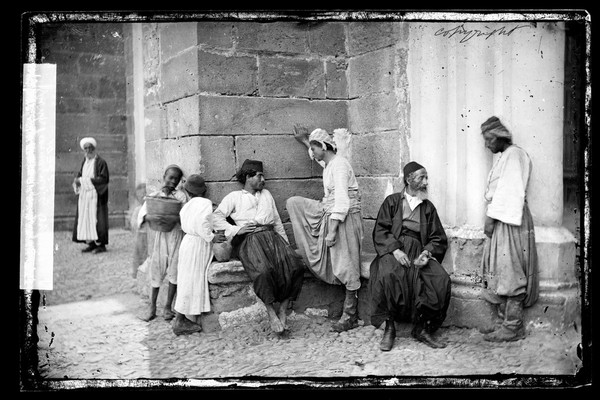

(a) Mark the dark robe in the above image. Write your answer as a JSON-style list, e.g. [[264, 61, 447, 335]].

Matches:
[[368, 190, 451, 332], [72, 155, 109, 245]]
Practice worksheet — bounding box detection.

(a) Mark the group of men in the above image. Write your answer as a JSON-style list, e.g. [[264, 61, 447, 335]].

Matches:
[[73, 116, 539, 351]]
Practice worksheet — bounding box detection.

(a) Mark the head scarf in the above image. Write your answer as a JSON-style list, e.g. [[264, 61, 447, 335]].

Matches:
[[80, 137, 97, 150], [309, 128, 337, 151], [403, 161, 425, 184], [183, 174, 207, 195], [481, 116, 512, 140]]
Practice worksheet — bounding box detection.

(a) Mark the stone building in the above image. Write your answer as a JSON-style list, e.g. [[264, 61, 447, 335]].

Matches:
[[37, 16, 587, 332]]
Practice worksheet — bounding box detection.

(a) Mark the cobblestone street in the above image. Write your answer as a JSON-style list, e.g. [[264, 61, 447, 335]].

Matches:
[[34, 229, 584, 389]]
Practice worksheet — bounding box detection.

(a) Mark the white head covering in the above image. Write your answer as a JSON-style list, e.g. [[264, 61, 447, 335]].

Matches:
[[309, 128, 337, 151], [80, 137, 97, 150]]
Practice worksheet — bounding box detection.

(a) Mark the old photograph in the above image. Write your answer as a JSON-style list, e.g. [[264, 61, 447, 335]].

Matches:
[[19, 9, 591, 391]]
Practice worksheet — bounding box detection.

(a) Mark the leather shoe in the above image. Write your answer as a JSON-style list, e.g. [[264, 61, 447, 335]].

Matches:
[[92, 245, 106, 254], [412, 326, 447, 349], [81, 243, 97, 253], [379, 320, 396, 351]]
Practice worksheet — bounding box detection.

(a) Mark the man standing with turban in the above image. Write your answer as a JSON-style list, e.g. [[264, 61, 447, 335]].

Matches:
[[368, 161, 451, 350], [480, 116, 539, 342], [287, 125, 364, 333], [212, 159, 306, 334], [72, 137, 110, 254]]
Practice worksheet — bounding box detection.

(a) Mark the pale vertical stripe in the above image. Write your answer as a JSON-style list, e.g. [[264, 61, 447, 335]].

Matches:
[[132, 23, 146, 185], [20, 64, 56, 290], [445, 26, 459, 225]]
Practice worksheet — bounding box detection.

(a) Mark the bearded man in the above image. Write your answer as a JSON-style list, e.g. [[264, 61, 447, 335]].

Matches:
[[368, 161, 451, 351]]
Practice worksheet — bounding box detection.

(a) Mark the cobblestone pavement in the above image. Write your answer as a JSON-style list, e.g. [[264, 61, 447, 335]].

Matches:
[[34, 229, 584, 389]]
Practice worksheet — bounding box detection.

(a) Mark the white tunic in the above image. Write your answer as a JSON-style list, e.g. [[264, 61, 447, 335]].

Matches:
[[212, 188, 288, 243], [485, 145, 532, 226], [76, 156, 98, 241], [173, 197, 215, 315]]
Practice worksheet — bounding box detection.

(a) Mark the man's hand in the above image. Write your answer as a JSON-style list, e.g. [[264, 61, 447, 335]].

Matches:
[[236, 222, 258, 236], [414, 250, 431, 268], [293, 124, 310, 148], [484, 216, 495, 238], [393, 249, 410, 267], [212, 231, 227, 243], [325, 230, 337, 247]]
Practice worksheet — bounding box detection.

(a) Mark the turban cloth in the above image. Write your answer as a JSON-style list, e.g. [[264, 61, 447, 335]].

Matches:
[[481, 116, 512, 140], [309, 128, 337, 151], [183, 174, 207, 195], [79, 137, 97, 150], [240, 159, 264, 173]]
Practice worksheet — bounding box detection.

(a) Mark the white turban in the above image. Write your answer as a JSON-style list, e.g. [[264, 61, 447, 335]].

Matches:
[[80, 137, 97, 150], [309, 128, 337, 151]]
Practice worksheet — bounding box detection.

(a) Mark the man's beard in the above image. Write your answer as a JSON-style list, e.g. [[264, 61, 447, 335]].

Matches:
[[415, 187, 428, 201]]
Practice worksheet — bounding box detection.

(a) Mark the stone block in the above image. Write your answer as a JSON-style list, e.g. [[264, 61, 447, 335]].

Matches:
[[100, 152, 127, 174], [207, 260, 250, 284], [160, 47, 199, 103], [535, 226, 578, 284], [443, 235, 486, 277], [78, 53, 125, 77], [325, 60, 348, 99], [350, 130, 401, 175], [199, 136, 236, 181], [198, 95, 347, 136], [308, 22, 347, 56], [54, 192, 78, 217], [205, 182, 243, 207], [293, 277, 345, 317], [144, 106, 168, 142], [235, 135, 313, 179], [56, 114, 109, 137], [348, 46, 395, 98], [56, 97, 90, 114], [159, 22, 198, 62], [356, 177, 396, 219], [162, 136, 203, 178], [198, 51, 258, 95], [443, 284, 498, 330], [98, 75, 126, 99], [90, 98, 127, 115], [210, 282, 258, 313], [55, 152, 84, 174], [197, 22, 234, 48], [235, 22, 308, 54], [166, 95, 200, 138], [362, 219, 376, 254], [346, 21, 407, 56], [108, 115, 127, 135], [348, 92, 400, 134], [108, 190, 129, 212], [258, 57, 325, 98]]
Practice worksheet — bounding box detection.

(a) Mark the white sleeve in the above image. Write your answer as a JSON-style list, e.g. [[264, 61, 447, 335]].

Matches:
[[212, 194, 241, 239], [486, 150, 528, 226]]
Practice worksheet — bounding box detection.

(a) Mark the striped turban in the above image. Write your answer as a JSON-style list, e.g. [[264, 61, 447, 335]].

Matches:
[[481, 116, 512, 140], [309, 128, 337, 151]]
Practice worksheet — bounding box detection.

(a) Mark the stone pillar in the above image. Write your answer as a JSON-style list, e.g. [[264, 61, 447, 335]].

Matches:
[[407, 21, 578, 331]]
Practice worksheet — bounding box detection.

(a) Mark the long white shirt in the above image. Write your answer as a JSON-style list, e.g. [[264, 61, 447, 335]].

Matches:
[[174, 196, 215, 315], [212, 188, 289, 243], [309, 148, 359, 221], [485, 144, 532, 226], [76, 156, 98, 241]]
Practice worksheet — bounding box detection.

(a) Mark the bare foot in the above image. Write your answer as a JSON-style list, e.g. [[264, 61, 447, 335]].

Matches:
[[266, 306, 285, 333], [139, 306, 156, 322], [173, 317, 202, 336]]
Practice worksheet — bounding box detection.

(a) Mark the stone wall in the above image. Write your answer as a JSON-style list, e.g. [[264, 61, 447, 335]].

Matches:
[[39, 23, 130, 231], [141, 21, 351, 247]]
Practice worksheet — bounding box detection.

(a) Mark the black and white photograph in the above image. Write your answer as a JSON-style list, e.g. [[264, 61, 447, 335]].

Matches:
[[18, 9, 592, 391]]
